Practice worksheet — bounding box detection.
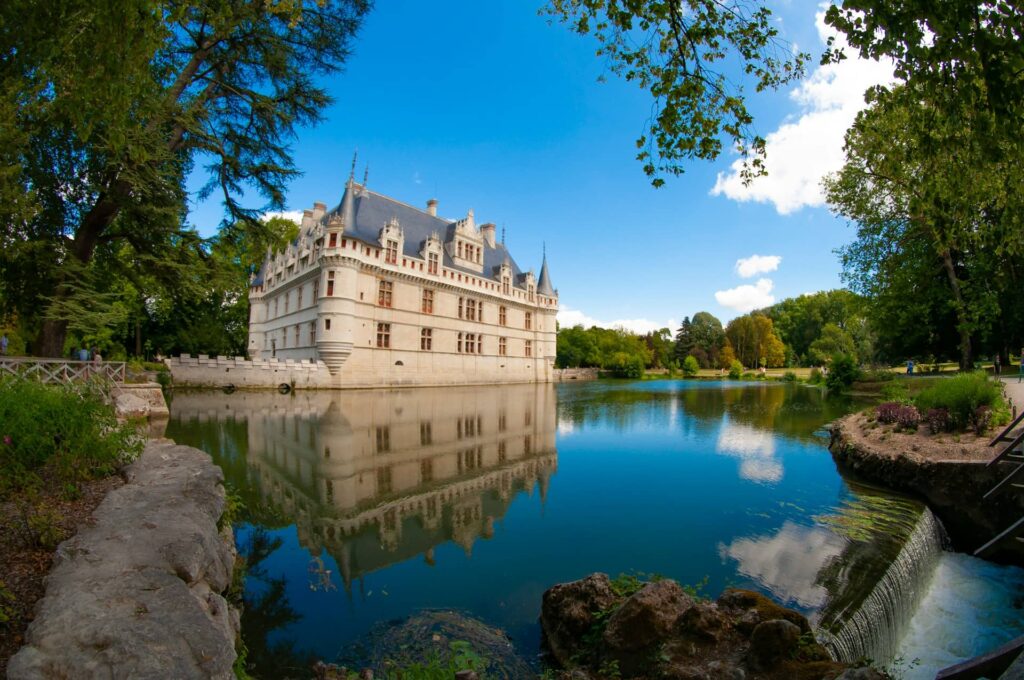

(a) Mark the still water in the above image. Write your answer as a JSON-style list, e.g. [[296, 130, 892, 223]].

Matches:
[[166, 380, 1024, 677]]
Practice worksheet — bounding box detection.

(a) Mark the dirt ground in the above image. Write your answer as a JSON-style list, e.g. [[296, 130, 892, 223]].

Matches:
[[839, 410, 1009, 464], [0, 473, 124, 675]]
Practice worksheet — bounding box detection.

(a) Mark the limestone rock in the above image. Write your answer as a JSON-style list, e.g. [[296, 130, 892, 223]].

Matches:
[[747, 619, 801, 671], [115, 391, 150, 418], [8, 442, 239, 680], [603, 580, 695, 652], [541, 573, 619, 666], [717, 588, 812, 634], [677, 601, 726, 642]]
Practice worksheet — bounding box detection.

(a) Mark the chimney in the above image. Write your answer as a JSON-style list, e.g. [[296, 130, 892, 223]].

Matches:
[[480, 223, 496, 248], [426, 199, 438, 217]]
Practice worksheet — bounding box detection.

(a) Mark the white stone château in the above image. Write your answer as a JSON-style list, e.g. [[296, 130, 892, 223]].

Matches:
[[246, 171, 558, 387]]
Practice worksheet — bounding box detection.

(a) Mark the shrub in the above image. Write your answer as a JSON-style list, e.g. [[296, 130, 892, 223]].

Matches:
[[876, 401, 902, 424], [808, 367, 824, 384], [895, 405, 921, 431], [682, 355, 699, 378], [971, 406, 992, 435], [0, 379, 142, 498], [861, 368, 897, 382], [728, 360, 743, 380], [925, 408, 951, 434], [782, 371, 798, 382], [826, 354, 860, 392], [914, 371, 1002, 432], [881, 381, 909, 402]]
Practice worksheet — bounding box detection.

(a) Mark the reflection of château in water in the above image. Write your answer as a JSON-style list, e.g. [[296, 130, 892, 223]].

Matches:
[[170, 384, 557, 587]]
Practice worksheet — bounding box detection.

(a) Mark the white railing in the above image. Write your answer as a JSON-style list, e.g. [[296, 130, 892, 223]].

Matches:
[[0, 357, 126, 385]]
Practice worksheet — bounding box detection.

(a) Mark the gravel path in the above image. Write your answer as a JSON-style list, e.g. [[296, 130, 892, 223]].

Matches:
[[1000, 377, 1024, 416]]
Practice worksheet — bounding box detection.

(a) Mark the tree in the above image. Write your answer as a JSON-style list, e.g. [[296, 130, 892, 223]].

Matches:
[[682, 355, 699, 378], [824, 1, 1024, 368], [690, 311, 725, 367], [0, 0, 370, 356], [674, 317, 694, 363], [718, 342, 738, 370], [545, 0, 807, 186], [808, 323, 857, 366], [725, 314, 785, 368]]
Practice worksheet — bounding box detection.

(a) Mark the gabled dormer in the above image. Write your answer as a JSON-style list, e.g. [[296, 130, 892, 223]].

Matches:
[[378, 216, 404, 265], [421, 232, 443, 276], [495, 259, 513, 296], [446, 209, 484, 273]]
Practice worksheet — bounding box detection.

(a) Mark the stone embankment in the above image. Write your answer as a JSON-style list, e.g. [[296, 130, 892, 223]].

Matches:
[[554, 367, 599, 381], [829, 414, 1024, 564], [540, 573, 879, 680], [8, 441, 239, 679]]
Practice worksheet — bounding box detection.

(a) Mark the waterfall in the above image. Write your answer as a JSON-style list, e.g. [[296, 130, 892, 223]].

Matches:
[[818, 508, 946, 664]]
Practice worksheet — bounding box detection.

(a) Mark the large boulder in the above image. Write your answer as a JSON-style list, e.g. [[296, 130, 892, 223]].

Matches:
[[603, 580, 695, 652], [717, 588, 812, 635], [541, 573, 620, 666], [747, 619, 801, 671]]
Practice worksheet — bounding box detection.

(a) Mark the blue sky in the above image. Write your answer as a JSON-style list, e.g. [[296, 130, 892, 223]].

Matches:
[[186, 1, 894, 332]]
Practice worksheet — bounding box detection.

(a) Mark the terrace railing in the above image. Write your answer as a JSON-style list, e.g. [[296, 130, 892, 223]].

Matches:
[[0, 357, 126, 385]]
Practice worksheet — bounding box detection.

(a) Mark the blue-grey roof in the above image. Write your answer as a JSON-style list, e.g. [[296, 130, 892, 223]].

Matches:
[[335, 184, 530, 286], [537, 254, 554, 296]]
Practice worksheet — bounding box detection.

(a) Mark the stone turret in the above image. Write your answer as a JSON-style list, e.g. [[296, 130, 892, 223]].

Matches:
[[537, 252, 554, 296]]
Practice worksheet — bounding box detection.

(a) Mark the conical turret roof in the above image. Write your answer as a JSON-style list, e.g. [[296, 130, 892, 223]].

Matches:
[[537, 252, 554, 296]]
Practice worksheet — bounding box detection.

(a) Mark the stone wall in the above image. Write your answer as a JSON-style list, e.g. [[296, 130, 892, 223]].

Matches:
[[8, 441, 239, 679], [166, 354, 334, 389], [554, 367, 599, 382]]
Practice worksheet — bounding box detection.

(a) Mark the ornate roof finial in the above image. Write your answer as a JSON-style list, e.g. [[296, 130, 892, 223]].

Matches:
[[362, 164, 369, 188], [501, 225, 506, 245], [349, 150, 357, 181]]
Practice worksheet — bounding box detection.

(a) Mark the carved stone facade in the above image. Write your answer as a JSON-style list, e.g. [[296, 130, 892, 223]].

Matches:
[[246, 174, 558, 387]]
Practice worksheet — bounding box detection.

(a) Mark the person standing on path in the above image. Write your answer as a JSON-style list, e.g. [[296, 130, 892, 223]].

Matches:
[[994, 354, 1001, 376], [0, 333, 7, 355]]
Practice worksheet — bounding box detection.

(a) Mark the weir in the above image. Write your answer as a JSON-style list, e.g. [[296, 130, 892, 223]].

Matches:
[[816, 507, 946, 664]]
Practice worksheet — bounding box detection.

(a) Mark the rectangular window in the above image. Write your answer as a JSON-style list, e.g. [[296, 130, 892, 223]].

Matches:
[[294, 325, 299, 346], [420, 459, 433, 483], [422, 289, 434, 314], [376, 426, 390, 453], [499, 337, 507, 356], [428, 252, 439, 275], [525, 339, 533, 357], [477, 335, 483, 354], [284, 293, 289, 314], [325, 318, 331, 331], [420, 328, 433, 350], [420, 421, 432, 446], [466, 299, 476, 322], [529, 284, 535, 302], [457, 242, 464, 259], [525, 312, 532, 330], [465, 333, 474, 354], [327, 271, 335, 297], [385, 239, 398, 264], [328, 233, 337, 248], [502, 277, 510, 295], [478, 303, 484, 323], [457, 332, 463, 353], [313, 280, 319, 302], [499, 306, 507, 326], [378, 280, 393, 307], [310, 321, 316, 345], [458, 297, 464, 319], [376, 322, 391, 348]]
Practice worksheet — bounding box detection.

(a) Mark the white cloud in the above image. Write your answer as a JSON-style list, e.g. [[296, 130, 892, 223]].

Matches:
[[710, 6, 897, 214], [716, 421, 783, 483], [557, 306, 675, 335], [714, 278, 776, 313], [735, 254, 782, 278], [262, 210, 305, 224]]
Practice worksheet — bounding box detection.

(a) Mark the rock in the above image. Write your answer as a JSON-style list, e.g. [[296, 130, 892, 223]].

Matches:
[[706, 660, 745, 680], [359, 670, 374, 680], [603, 580, 694, 652], [835, 668, 889, 680], [115, 391, 150, 418], [541, 573, 620, 666], [454, 671, 478, 680], [8, 442, 239, 680], [676, 601, 726, 642], [747, 619, 801, 671], [717, 588, 812, 634]]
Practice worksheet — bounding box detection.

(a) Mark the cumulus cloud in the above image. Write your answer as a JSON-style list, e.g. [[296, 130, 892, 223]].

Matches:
[[735, 254, 782, 278], [714, 278, 776, 313], [716, 422, 783, 483], [557, 306, 675, 335], [710, 6, 897, 214], [262, 210, 305, 224]]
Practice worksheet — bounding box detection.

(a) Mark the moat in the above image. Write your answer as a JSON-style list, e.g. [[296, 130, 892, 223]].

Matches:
[[166, 381, 1024, 678]]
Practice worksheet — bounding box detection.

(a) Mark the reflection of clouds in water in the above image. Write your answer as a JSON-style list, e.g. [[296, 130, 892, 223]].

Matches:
[[716, 421, 783, 483], [557, 419, 575, 435], [720, 521, 845, 608]]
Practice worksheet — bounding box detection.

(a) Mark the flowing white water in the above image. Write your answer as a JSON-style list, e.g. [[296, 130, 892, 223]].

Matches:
[[821, 508, 946, 664], [890, 552, 1024, 679]]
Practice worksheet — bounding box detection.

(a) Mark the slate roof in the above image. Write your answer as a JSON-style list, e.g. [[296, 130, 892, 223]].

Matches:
[[332, 183, 532, 288]]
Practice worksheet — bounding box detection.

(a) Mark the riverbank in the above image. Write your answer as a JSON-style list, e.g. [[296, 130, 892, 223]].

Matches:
[[6, 441, 239, 678], [828, 412, 1024, 564]]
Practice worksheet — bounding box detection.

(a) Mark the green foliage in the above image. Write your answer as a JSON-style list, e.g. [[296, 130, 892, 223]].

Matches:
[[544, 0, 807, 186], [0, 580, 15, 625], [782, 371, 797, 382], [825, 354, 860, 392], [914, 372, 1003, 433], [220, 485, 246, 531], [681, 355, 699, 378], [880, 382, 909, 402], [728, 360, 743, 380], [0, 379, 141, 498], [725, 314, 786, 368], [557, 325, 652, 376], [383, 640, 490, 679], [808, 367, 824, 384], [809, 323, 858, 365]]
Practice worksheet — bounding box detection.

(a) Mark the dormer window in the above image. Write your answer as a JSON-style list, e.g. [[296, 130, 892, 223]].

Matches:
[[528, 284, 535, 302], [385, 239, 398, 264], [329, 233, 337, 248], [502, 276, 510, 295], [428, 252, 439, 275]]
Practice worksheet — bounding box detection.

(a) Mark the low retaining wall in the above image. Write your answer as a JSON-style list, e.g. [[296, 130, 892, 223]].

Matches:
[[9, 441, 240, 679], [554, 367, 599, 381], [166, 354, 333, 389]]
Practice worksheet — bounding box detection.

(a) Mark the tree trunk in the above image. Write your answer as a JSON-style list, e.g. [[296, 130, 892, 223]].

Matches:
[[38, 318, 69, 358], [940, 249, 973, 370]]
